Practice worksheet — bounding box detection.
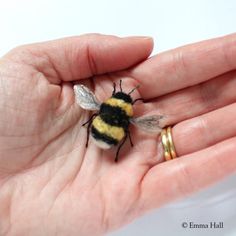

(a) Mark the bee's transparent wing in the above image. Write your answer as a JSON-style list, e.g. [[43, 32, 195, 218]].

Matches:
[[73, 84, 101, 111], [130, 115, 165, 134]]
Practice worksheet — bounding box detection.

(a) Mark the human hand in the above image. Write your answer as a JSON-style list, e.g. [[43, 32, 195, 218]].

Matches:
[[0, 33, 236, 236]]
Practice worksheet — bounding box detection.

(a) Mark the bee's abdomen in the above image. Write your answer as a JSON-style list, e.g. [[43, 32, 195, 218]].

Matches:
[[91, 116, 125, 144], [91, 126, 118, 146]]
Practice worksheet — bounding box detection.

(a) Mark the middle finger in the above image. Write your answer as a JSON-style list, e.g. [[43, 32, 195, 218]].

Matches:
[[135, 70, 236, 125]]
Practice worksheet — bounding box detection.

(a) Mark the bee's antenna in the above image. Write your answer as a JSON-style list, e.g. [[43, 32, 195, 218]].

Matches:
[[119, 80, 123, 92], [112, 82, 116, 95], [128, 85, 140, 95]]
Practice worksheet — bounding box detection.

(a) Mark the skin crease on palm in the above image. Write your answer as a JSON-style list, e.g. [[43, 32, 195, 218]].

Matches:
[[0, 33, 236, 236]]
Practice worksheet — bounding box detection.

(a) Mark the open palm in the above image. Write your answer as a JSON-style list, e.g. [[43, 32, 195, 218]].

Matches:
[[0, 33, 236, 236]]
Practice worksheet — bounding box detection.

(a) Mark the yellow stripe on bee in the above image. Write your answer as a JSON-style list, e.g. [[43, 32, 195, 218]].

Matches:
[[92, 116, 125, 141], [105, 98, 133, 117]]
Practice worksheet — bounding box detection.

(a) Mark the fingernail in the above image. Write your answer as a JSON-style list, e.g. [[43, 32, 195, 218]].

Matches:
[[125, 36, 153, 40]]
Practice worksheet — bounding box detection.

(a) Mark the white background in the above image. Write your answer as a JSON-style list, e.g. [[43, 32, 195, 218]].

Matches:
[[0, 0, 236, 235]]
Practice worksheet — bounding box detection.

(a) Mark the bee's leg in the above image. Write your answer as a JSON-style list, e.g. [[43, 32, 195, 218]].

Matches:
[[128, 131, 134, 147], [112, 82, 116, 95], [115, 133, 128, 162], [85, 120, 93, 148], [132, 98, 144, 105], [82, 113, 98, 147], [82, 113, 98, 126]]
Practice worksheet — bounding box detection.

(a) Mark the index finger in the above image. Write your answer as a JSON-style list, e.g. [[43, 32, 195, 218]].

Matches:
[[129, 33, 236, 99], [4, 34, 153, 84]]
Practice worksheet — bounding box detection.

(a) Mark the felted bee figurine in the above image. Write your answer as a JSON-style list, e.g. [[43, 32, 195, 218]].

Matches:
[[74, 80, 164, 162]]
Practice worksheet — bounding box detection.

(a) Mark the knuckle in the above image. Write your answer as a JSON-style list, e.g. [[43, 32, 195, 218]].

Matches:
[[196, 115, 214, 147], [86, 43, 98, 75], [198, 82, 216, 111], [177, 161, 197, 196], [171, 49, 188, 77], [3, 44, 33, 62]]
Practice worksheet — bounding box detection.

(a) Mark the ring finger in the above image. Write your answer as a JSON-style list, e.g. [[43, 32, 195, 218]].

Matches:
[[172, 101, 236, 157], [154, 101, 236, 165]]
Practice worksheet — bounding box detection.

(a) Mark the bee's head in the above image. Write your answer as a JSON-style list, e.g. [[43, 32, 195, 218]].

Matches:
[[112, 80, 139, 104], [112, 92, 133, 104]]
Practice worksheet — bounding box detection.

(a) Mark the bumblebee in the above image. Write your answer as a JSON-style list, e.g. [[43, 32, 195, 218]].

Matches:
[[74, 80, 164, 162]]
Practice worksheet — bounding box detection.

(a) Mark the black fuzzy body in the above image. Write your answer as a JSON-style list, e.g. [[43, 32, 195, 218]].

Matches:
[[91, 92, 133, 146]]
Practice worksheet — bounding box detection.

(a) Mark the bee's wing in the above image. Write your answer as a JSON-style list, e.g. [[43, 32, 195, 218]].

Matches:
[[73, 84, 101, 111], [130, 115, 165, 134]]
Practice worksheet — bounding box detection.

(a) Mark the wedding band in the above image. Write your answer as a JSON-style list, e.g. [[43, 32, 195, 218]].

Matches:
[[161, 126, 177, 161], [161, 129, 172, 161], [166, 127, 177, 159]]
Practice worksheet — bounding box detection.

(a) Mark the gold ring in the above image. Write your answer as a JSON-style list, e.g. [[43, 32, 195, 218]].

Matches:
[[161, 126, 177, 161], [161, 129, 172, 161], [167, 127, 177, 159]]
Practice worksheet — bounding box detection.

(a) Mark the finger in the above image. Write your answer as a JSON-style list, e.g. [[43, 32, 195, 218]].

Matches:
[[128, 33, 236, 99], [148, 100, 236, 164], [139, 136, 236, 211], [5, 34, 153, 84], [172, 102, 236, 156], [136, 70, 236, 124]]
